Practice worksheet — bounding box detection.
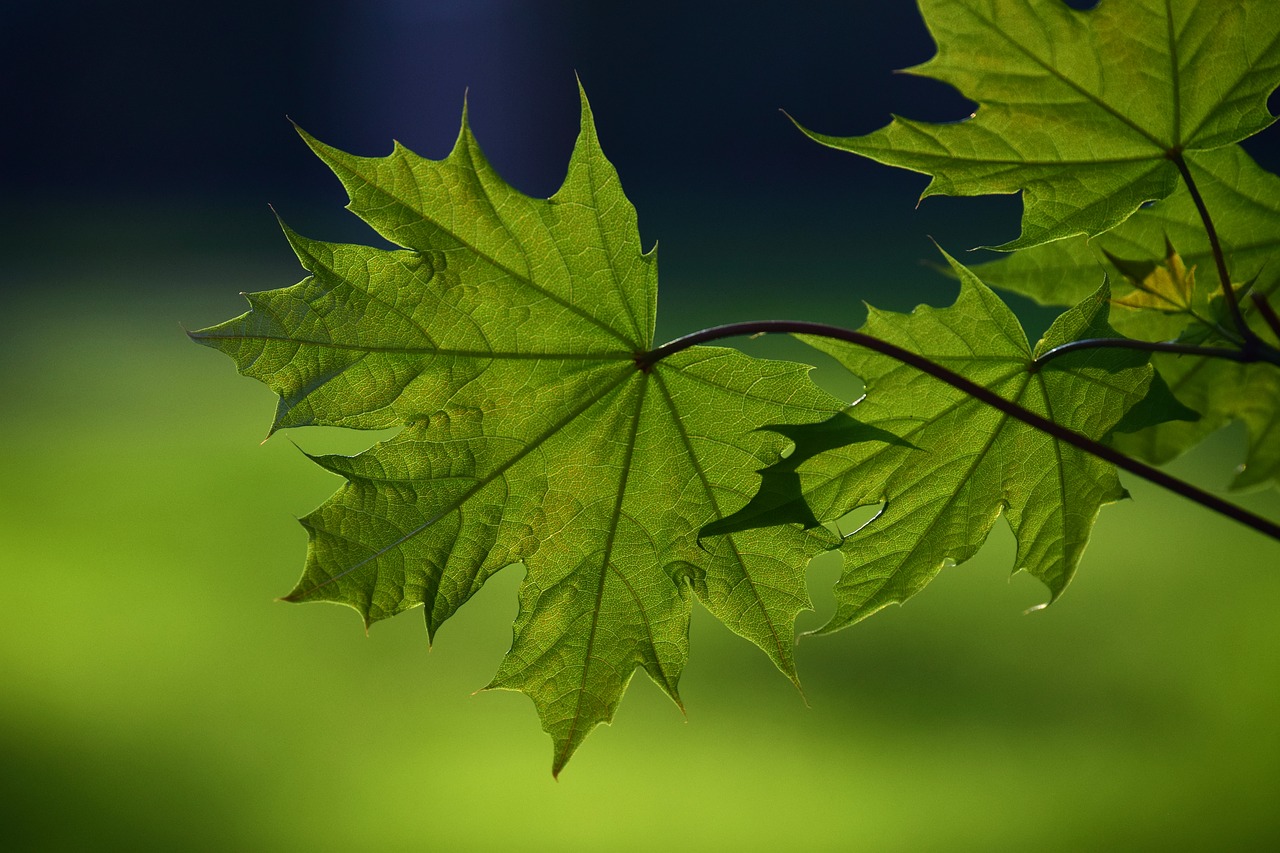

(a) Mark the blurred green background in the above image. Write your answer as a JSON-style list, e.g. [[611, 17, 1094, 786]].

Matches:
[[4, 2, 1280, 850]]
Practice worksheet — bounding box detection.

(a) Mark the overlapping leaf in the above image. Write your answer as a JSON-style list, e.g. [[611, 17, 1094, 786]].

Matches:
[[1106, 239, 1202, 322], [191, 0, 1280, 779], [799, 0, 1280, 250], [712, 256, 1170, 631], [976, 147, 1280, 330], [1116, 338, 1280, 490], [191, 90, 841, 774], [977, 145, 1280, 488]]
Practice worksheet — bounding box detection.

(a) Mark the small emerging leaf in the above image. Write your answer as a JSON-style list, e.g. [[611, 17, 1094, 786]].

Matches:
[[978, 146, 1280, 489], [1107, 239, 1198, 315]]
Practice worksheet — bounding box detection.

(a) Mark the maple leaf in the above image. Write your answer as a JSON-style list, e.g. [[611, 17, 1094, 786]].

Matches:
[[976, 145, 1280, 489], [191, 88, 841, 774], [711, 255, 1170, 631], [976, 146, 1280, 340], [798, 0, 1280, 250], [1115, 340, 1280, 490], [1106, 238, 1199, 316]]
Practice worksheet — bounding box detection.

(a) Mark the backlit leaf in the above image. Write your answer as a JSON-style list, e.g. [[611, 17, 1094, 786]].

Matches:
[[715, 256, 1170, 631], [798, 0, 1280, 250], [977, 146, 1280, 488], [192, 89, 841, 774]]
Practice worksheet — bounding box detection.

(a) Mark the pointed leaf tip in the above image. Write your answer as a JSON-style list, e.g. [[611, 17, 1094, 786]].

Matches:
[[195, 83, 842, 769], [766, 267, 1154, 631], [804, 0, 1280, 249]]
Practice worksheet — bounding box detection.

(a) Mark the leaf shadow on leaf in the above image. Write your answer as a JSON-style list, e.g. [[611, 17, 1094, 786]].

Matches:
[[701, 413, 916, 540]]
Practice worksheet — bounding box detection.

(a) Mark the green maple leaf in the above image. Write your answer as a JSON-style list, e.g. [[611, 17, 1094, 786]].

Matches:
[[191, 89, 841, 774], [1112, 273, 1280, 490], [1116, 343, 1280, 489], [976, 145, 1280, 488], [712, 255, 1168, 631], [799, 0, 1280, 250], [976, 146, 1280, 338]]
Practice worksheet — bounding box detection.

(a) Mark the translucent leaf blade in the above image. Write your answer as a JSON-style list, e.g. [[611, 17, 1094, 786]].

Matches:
[[798, 0, 1280, 249], [719, 259, 1162, 632], [192, 90, 843, 774]]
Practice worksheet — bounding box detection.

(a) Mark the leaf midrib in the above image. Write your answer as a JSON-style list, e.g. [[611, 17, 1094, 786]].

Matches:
[[558, 370, 651, 771], [292, 362, 637, 598], [192, 330, 634, 362], [331, 151, 639, 349], [957, 2, 1171, 151]]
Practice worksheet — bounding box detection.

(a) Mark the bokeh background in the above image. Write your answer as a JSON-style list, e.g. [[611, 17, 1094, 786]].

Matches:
[[3, 1, 1280, 849]]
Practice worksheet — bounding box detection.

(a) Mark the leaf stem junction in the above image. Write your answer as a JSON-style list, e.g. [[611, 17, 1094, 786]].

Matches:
[[639, 320, 1280, 543], [1034, 336, 1279, 368], [1170, 150, 1274, 357]]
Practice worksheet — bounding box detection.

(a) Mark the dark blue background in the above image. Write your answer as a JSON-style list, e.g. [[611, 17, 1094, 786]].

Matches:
[[4, 2, 958, 202], [3, 0, 1277, 327]]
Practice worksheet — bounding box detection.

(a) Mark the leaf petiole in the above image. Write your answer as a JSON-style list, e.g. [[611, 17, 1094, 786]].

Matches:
[[1033, 337, 1275, 368], [1170, 151, 1259, 350], [1252, 292, 1280, 344], [641, 320, 1280, 543]]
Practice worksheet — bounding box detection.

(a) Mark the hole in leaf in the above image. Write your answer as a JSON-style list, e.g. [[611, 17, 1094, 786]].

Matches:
[[834, 501, 885, 538], [276, 425, 402, 456]]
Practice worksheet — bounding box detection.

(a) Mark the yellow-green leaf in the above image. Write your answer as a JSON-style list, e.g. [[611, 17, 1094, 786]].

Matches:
[[715, 257, 1170, 631], [192, 89, 841, 774], [798, 0, 1280, 250]]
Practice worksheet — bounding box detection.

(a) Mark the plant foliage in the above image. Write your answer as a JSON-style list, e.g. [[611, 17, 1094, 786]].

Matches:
[[193, 0, 1280, 773], [797, 0, 1280, 250], [710, 268, 1192, 632], [977, 145, 1280, 488], [193, 88, 842, 774]]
